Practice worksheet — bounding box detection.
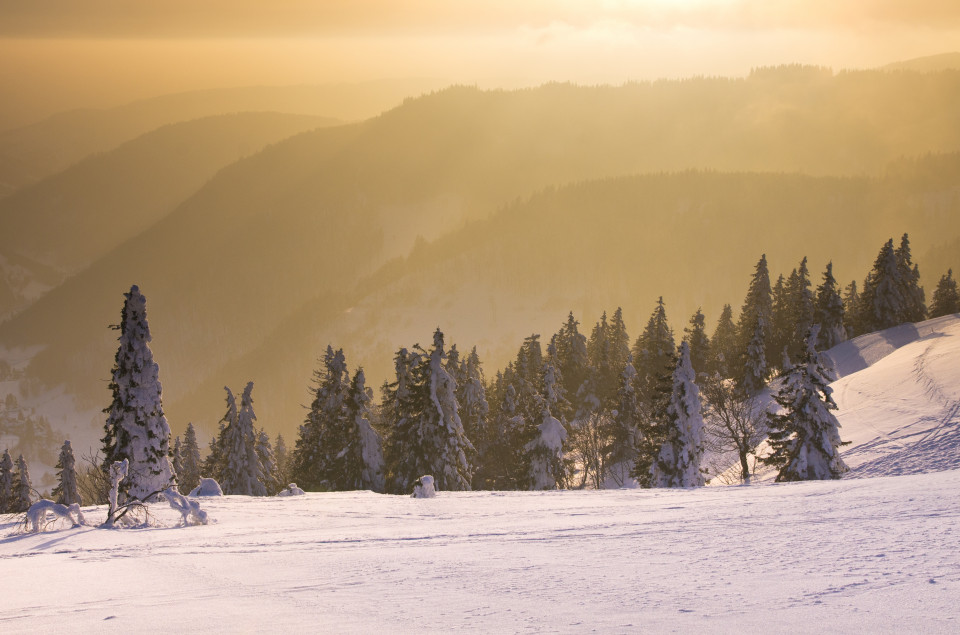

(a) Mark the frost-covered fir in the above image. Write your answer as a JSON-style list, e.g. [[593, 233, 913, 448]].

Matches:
[[52, 440, 81, 506], [292, 346, 351, 491], [930, 269, 960, 318], [0, 449, 12, 513], [101, 285, 175, 501], [13, 454, 33, 512], [172, 436, 184, 485], [179, 423, 202, 495], [814, 261, 846, 351], [763, 326, 849, 481], [220, 383, 267, 496], [609, 355, 642, 487], [525, 362, 568, 490], [385, 330, 474, 493], [348, 369, 385, 492], [255, 428, 283, 496], [650, 342, 705, 488]]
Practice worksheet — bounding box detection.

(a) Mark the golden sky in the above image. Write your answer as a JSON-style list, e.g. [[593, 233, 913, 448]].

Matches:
[[1, 0, 958, 129]]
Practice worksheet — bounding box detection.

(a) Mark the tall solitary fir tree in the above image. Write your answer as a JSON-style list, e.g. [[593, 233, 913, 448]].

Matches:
[[52, 440, 81, 506], [763, 326, 849, 481], [101, 285, 175, 501], [649, 342, 705, 488]]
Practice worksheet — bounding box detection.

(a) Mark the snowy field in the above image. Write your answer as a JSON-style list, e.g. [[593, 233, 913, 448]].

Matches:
[[2, 315, 959, 632], [2, 473, 960, 633]]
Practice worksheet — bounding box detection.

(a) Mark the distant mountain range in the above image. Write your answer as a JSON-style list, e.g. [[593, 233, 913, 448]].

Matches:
[[0, 65, 958, 462]]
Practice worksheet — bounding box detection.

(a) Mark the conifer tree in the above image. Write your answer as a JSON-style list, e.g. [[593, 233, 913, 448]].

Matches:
[[609, 355, 643, 486], [525, 395, 568, 490], [292, 346, 351, 491], [769, 274, 791, 373], [762, 326, 849, 481], [858, 238, 904, 332], [843, 280, 861, 338], [274, 433, 289, 487], [786, 257, 816, 362], [930, 269, 960, 318], [735, 255, 772, 390], [172, 436, 184, 486], [255, 428, 282, 495], [709, 304, 737, 377], [552, 312, 589, 418], [347, 368, 385, 492], [683, 308, 710, 379], [13, 454, 33, 512], [220, 383, 267, 496], [52, 440, 81, 506], [100, 285, 175, 501], [895, 233, 926, 323], [814, 261, 846, 350], [203, 422, 227, 485], [632, 297, 676, 407], [382, 347, 420, 493], [650, 342, 705, 488], [458, 347, 490, 476], [0, 449, 12, 513], [179, 422, 202, 495]]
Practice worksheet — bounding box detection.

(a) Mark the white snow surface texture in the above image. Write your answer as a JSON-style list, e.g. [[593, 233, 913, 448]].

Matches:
[[0, 315, 959, 632]]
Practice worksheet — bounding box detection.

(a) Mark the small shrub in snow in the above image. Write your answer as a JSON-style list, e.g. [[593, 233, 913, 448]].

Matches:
[[162, 487, 208, 526], [189, 478, 224, 497], [411, 475, 436, 498], [276, 483, 305, 497], [25, 500, 86, 533]]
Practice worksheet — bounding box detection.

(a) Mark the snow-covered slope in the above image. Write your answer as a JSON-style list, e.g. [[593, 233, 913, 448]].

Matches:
[[828, 314, 960, 477], [2, 472, 960, 632]]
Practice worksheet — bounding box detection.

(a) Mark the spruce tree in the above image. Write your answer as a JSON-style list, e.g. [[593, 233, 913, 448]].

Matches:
[[346, 368, 385, 492], [220, 383, 267, 496], [709, 304, 737, 377], [292, 346, 351, 490], [101, 285, 175, 501], [179, 423, 202, 495], [632, 297, 676, 407], [762, 326, 849, 481], [172, 436, 184, 487], [683, 308, 710, 379], [1, 449, 14, 513], [13, 454, 32, 512], [203, 423, 227, 486], [814, 261, 846, 350], [457, 347, 489, 476], [382, 347, 420, 493], [525, 396, 567, 490], [787, 257, 816, 363], [650, 342, 705, 488], [930, 269, 960, 318], [52, 440, 81, 506], [895, 233, 926, 323], [768, 274, 791, 374], [255, 428, 282, 495], [609, 355, 642, 486], [843, 280, 861, 338], [274, 433, 289, 487], [552, 312, 589, 419], [735, 254, 772, 386], [858, 238, 904, 332]]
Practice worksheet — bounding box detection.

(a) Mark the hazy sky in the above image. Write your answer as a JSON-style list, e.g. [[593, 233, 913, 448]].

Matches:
[[1, 0, 958, 129]]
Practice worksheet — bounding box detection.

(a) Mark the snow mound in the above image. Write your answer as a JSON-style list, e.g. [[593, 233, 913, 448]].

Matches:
[[826, 314, 960, 478], [276, 483, 305, 497], [189, 478, 224, 497], [411, 475, 436, 498]]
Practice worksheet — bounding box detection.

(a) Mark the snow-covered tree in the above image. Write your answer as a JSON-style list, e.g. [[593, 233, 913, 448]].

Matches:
[[274, 433, 289, 489], [255, 428, 282, 496], [13, 454, 33, 512], [786, 257, 815, 363], [179, 423, 202, 495], [0, 448, 13, 513], [650, 342, 705, 488], [768, 274, 791, 373], [457, 347, 489, 461], [895, 233, 926, 323], [100, 285, 175, 501], [709, 303, 737, 378], [525, 399, 568, 490], [736, 254, 772, 383], [552, 312, 589, 419], [683, 308, 711, 379], [347, 368, 385, 492], [859, 238, 905, 332], [814, 261, 846, 350], [843, 279, 861, 338], [220, 384, 267, 496], [52, 440, 81, 506], [740, 312, 768, 396], [292, 346, 351, 491], [762, 326, 849, 481], [608, 355, 642, 486], [382, 347, 420, 493], [633, 297, 676, 406], [172, 436, 184, 486], [930, 269, 960, 318], [202, 422, 227, 485]]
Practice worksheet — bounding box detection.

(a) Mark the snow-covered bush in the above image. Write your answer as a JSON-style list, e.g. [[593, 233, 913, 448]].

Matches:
[[189, 478, 224, 497], [162, 487, 208, 526], [25, 500, 86, 533], [411, 475, 436, 498], [276, 483, 305, 497]]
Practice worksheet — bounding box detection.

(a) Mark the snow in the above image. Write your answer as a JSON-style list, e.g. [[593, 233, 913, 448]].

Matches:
[[411, 474, 436, 498], [189, 477, 223, 497], [2, 471, 959, 631]]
